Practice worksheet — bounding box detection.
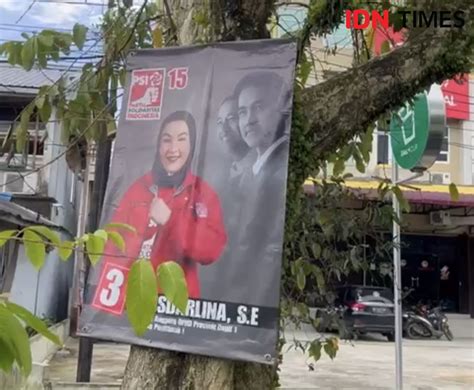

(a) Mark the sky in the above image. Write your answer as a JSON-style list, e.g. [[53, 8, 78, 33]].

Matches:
[[0, 0, 107, 43]]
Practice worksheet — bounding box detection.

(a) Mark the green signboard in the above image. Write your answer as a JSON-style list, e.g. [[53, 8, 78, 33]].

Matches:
[[390, 84, 446, 171]]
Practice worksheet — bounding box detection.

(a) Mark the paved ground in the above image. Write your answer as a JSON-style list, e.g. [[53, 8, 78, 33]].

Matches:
[[45, 315, 474, 389], [280, 315, 474, 389]]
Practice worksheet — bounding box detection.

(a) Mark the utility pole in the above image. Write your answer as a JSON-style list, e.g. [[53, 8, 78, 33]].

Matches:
[[76, 0, 132, 382]]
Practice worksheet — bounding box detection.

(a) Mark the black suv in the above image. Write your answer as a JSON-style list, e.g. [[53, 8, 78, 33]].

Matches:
[[316, 285, 395, 341]]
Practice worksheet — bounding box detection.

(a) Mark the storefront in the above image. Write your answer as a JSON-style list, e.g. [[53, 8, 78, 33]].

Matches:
[[305, 179, 474, 317]]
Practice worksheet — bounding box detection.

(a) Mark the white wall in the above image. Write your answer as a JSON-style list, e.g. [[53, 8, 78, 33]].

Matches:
[[9, 110, 79, 321], [9, 241, 73, 319]]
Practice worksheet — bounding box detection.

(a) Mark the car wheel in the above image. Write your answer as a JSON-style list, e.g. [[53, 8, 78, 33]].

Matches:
[[406, 321, 431, 339], [384, 332, 395, 342]]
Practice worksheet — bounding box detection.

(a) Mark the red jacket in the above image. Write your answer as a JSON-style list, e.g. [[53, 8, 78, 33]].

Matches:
[[103, 171, 227, 298]]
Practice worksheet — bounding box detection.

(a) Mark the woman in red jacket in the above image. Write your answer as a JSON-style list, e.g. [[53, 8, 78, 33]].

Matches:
[[101, 110, 227, 299]]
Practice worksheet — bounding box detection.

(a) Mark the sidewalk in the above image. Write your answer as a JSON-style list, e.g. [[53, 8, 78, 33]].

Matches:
[[44, 315, 474, 389]]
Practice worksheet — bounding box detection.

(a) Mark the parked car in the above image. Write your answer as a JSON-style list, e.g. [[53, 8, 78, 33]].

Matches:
[[315, 285, 395, 341]]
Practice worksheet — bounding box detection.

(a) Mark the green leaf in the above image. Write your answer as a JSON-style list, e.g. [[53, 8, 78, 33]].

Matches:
[[21, 37, 36, 71], [20, 108, 31, 131], [86, 234, 105, 266], [38, 34, 54, 47], [308, 340, 322, 362], [50, 47, 60, 61], [73, 24, 88, 50], [104, 222, 137, 234], [323, 338, 339, 360], [126, 260, 158, 336], [8, 42, 23, 66], [48, 84, 59, 99], [0, 230, 17, 248], [299, 60, 312, 86], [360, 127, 373, 163], [58, 241, 74, 261], [23, 230, 46, 270], [449, 183, 459, 201], [94, 229, 108, 242], [314, 266, 326, 293], [296, 266, 306, 291], [39, 99, 52, 124], [353, 150, 366, 173], [5, 302, 61, 345], [392, 186, 410, 212], [26, 226, 61, 247], [333, 158, 345, 177], [56, 33, 73, 54], [310, 243, 321, 259], [0, 42, 9, 56], [0, 337, 15, 372], [156, 261, 188, 314], [36, 94, 46, 110], [108, 231, 125, 253], [152, 26, 163, 48], [0, 305, 32, 376]]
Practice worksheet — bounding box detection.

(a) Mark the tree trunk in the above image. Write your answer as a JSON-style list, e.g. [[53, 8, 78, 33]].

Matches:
[[122, 0, 473, 388], [122, 1, 277, 389]]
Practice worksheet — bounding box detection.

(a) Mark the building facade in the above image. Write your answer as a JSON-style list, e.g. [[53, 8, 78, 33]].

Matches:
[[0, 63, 82, 321]]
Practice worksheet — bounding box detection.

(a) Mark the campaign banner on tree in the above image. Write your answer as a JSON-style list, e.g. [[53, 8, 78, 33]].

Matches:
[[78, 39, 296, 364]]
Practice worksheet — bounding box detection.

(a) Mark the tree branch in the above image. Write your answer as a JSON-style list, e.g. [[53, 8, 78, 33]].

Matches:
[[302, 3, 474, 158], [163, 0, 178, 44]]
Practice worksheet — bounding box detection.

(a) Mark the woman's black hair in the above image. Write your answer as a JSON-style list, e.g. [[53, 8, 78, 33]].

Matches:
[[152, 110, 197, 188]]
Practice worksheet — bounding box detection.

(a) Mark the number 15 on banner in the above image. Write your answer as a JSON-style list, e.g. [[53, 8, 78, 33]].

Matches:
[[92, 261, 130, 315]]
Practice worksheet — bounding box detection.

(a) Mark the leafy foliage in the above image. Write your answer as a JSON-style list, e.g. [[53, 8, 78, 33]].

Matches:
[[157, 261, 189, 314], [0, 221, 188, 376], [126, 260, 158, 335]]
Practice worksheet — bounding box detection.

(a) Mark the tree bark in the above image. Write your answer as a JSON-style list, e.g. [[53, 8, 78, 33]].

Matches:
[[122, 1, 473, 389], [122, 1, 278, 389], [303, 0, 474, 160]]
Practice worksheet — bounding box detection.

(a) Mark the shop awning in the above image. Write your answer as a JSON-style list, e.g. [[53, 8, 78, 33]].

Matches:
[[304, 179, 474, 207]]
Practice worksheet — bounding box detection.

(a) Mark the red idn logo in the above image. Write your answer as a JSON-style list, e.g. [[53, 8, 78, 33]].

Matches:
[[126, 68, 165, 121], [346, 10, 390, 30]]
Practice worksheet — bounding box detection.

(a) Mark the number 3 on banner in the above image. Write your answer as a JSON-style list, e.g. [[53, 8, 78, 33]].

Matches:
[[92, 262, 130, 315]]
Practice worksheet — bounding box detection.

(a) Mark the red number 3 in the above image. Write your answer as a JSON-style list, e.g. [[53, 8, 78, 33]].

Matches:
[[168, 67, 188, 90], [92, 262, 129, 315]]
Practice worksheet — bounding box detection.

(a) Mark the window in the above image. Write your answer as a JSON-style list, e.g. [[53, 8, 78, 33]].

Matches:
[[377, 132, 389, 164], [436, 127, 449, 162]]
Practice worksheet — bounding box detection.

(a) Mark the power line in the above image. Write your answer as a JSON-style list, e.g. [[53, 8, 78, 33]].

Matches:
[[0, 92, 123, 189], [0, 23, 71, 32], [16, 1, 38, 25]]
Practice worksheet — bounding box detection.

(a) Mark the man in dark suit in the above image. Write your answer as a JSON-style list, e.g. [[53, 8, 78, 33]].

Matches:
[[229, 71, 292, 307]]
